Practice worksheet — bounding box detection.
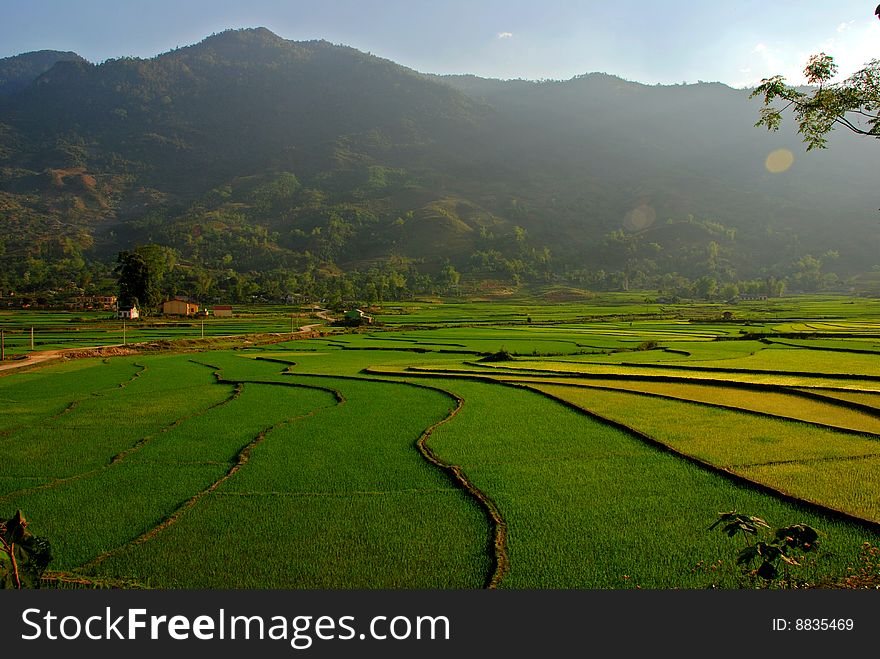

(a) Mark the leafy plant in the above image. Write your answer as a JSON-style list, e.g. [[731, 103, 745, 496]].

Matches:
[[0, 510, 52, 589], [710, 511, 819, 586], [751, 53, 880, 150]]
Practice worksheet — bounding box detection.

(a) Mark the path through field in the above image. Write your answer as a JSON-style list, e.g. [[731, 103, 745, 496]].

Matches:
[[0, 349, 65, 372], [0, 346, 137, 373], [0, 322, 323, 374]]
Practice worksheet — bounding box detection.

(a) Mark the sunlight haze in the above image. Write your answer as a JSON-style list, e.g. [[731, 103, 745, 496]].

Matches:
[[2, 0, 878, 87]]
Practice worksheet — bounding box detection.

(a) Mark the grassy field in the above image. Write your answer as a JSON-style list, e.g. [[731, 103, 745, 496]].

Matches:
[[0, 306, 323, 354], [421, 379, 877, 588], [2, 292, 880, 589], [528, 385, 880, 520]]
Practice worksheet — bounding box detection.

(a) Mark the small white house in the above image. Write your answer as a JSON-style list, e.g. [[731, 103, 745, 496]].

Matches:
[[117, 306, 139, 320]]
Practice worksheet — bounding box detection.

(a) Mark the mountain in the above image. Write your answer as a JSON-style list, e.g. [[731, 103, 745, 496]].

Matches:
[[437, 72, 878, 277], [0, 50, 85, 96], [0, 28, 877, 301]]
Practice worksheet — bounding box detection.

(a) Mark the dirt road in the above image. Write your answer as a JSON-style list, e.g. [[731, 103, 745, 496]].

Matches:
[[0, 320, 326, 375], [0, 349, 65, 373]]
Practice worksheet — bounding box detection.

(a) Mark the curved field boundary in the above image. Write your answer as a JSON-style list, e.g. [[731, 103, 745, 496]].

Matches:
[[51, 399, 79, 420], [411, 385, 509, 589], [79, 394, 338, 573], [108, 382, 244, 465], [784, 388, 880, 417], [251, 356, 299, 367], [745, 332, 880, 340], [195, 358, 347, 404], [362, 335, 470, 348], [0, 357, 340, 504], [245, 361, 508, 589], [445, 361, 880, 394], [611, 361, 880, 382], [365, 365, 880, 534], [337, 345, 479, 355], [474, 358, 880, 384], [213, 487, 460, 498], [0, 375, 242, 503], [366, 366, 880, 437], [383, 364, 880, 415], [518, 383, 880, 534], [731, 452, 880, 469], [498, 380, 880, 439], [114, 362, 147, 388], [0, 361, 147, 438], [795, 388, 880, 413], [766, 339, 880, 355]]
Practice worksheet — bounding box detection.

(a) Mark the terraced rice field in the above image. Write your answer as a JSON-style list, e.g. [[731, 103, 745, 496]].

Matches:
[[2, 293, 880, 589]]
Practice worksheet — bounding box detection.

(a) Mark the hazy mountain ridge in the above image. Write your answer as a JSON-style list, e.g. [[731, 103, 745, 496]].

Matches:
[[0, 50, 85, 96], [0, 28, 876, 300]]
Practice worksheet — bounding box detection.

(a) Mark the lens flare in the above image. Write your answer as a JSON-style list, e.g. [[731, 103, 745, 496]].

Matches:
[[765, 148, 794, 173], [623, 203, 656, 232]]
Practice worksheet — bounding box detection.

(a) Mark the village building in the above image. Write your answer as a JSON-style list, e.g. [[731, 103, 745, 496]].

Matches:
[[212, 305, 234, 317], [162, 297, 200, 316], [343, 308, 374, 325], [71, 294, 118, 310], [117, 305, 139, 319]]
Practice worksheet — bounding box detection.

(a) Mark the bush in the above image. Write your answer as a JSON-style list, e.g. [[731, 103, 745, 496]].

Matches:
[[710, 511, 819, 587], [0, 510, 52, 589], [480, 348, 515, 362]]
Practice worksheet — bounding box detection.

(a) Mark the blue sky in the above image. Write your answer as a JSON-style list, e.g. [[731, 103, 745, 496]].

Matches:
[[2, 1, 878, 87]]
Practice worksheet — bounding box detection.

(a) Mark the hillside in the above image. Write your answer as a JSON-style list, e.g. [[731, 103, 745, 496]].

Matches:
[[0, 28, 877, 302], [0, 50, 85, 96]]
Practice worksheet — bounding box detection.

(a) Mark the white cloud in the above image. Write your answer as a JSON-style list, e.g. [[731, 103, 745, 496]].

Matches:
[[826, 20, 880, 79], [497, 32, 513, 39], [738, 20, 880, 88]]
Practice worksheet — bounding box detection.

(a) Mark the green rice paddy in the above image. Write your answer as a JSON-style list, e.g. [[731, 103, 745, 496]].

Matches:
[[2, 292, 879, 589]]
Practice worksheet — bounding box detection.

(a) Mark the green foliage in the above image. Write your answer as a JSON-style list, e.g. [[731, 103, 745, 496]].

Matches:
[[1, 30, 878, 300], [0, 51, 84, 96], [479, 348, 515, 362], [710, 511, 819, 585], [752, 53, 880, 150], [709, 511, 770, 539], [0, 510, 52, 588], [114, 243, 176, 310]]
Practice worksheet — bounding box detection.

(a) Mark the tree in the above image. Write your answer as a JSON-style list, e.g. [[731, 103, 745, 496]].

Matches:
[[719, 282, 739, 301], [115, 249, 151, 309], [692, 275, 718, 300], [114, 244, 176, 311], [438, 261, 461, 292], [751, 52, 880, 150]]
